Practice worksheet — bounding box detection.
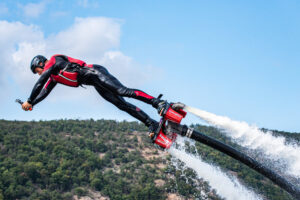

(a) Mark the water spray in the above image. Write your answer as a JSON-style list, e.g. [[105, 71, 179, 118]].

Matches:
[[169, 136, 262, 200], [185, 106, 300, 178]]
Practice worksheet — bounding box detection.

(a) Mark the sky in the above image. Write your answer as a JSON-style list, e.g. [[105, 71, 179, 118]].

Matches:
[[0, 0, 300, 132]]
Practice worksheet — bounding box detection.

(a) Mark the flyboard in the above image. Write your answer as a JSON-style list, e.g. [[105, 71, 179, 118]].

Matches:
[[150, 100, 300, 199]]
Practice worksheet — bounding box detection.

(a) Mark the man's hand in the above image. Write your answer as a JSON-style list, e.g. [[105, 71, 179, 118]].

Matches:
[[22, 101, 32, 111]]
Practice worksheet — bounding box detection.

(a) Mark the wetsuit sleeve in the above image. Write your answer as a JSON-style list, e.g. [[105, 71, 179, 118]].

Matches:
[[27, 66, 56, 104], [31, 78, 57, 106]]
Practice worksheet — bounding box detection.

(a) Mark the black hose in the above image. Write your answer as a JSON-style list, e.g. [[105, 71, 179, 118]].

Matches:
[[177, 124, 300, 199]]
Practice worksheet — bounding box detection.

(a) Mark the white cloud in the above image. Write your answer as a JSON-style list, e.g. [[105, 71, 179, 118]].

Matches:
[[0, 21, 43, 45], [12, 42, 46, 83], [0, 21, 45, 87], [0, 17, 159, 103], [22, 1, 47, 18], [48, 17, 121, 61]]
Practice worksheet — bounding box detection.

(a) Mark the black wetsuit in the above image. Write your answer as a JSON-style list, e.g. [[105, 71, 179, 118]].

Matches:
[[27, 55, 160, 127], [79, 64, 159, 127]]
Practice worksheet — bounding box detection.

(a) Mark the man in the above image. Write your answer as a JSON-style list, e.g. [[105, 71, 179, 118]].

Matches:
[[22, 54, 169, 133]]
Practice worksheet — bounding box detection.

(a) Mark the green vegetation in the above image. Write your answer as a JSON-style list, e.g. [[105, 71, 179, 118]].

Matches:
[[0, 119, 220, 200], [0, 119, 297, 199]]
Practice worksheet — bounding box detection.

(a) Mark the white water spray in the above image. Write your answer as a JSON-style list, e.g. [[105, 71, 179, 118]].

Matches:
[[168, 136, 262, 200], [185, 106, 300, 178]]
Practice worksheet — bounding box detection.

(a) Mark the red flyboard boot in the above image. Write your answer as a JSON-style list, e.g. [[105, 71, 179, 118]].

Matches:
[[154, 129, 173, 149], [151, 102, 187, 149]]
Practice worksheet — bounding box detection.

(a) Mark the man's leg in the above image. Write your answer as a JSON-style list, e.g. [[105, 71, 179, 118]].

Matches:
[[94, 86, 157, 128], [92, 65, 163, 108]]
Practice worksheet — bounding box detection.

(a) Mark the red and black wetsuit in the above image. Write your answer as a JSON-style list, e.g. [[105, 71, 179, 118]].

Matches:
[[28, 54, 159, 127]]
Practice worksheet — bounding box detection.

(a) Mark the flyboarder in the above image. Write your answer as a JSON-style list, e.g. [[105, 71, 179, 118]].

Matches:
[[21, 54, 169, 133]]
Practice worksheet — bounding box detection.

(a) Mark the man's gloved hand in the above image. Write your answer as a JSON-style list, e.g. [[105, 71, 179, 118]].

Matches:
[[148, 121, 159, 139], [157, 100, 170, 116], [22, 101, 32, 111]]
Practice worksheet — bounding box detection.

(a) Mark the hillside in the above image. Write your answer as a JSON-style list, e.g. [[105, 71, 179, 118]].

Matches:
[[0, 119, 297, 199], [0, 119, 221, 200]]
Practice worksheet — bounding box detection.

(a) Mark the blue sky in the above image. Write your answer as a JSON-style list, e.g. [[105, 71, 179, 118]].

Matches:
[[0, 0, 300, 132]]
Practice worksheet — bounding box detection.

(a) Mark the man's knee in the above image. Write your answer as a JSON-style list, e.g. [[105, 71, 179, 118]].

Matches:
[[117, 87, 133, 96]]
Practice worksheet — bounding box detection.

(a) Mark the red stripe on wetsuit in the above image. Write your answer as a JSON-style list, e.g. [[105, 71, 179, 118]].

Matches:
[[134, 91, 154, 100], [44, 77, 53, 89]]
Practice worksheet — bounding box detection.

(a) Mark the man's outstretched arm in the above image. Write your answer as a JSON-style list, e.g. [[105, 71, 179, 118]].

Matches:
[[27, 67, 54, 104], [31, 78, 57, 107]]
